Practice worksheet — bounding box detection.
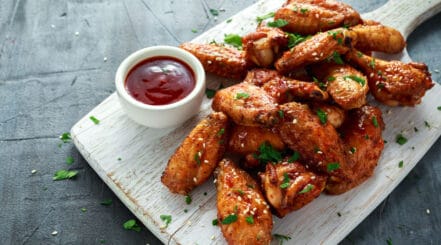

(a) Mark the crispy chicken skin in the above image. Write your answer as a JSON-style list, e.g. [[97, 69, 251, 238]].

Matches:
[[278, 102, 351, 181], [275, 0, 362, 35], [228, 124, 285, 156], [242, 26, 289, 67], [179, 42, 250, 79], [351, 24, 406, 54], [212, 83, 279, 127], [259, 161, 327, 217], [161, 112, 229, 195], [309, 102, 346, 128], [346, 50, 434, 106], [216, 159, 273, 245], [275, 28, 356, 73], [326, 105, 385, 194], [311, 63, 369, 109]]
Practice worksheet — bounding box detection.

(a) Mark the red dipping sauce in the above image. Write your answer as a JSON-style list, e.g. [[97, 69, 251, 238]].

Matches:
[[125, 56, 195, 105]]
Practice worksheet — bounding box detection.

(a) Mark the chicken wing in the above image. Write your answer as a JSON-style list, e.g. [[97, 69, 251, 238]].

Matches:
[[275, 0, 362, 35], [242, 26, 289, 67], [351, 23, 406, 54], [278, 102, 351, 181], [326, 105, 385, 194], [161, 112, 229, 194], [212, 82, 279, 126], [216, 158, 273, 245], [309, 102, 346, 128], [311, 63, 369, 109], [275, 28, 356, 73], [179, 42, 250, 79], [346, 50, 434, 106], [259, 161, 327, 217]]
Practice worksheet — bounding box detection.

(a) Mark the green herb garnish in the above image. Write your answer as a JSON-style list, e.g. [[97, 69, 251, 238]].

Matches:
[[222, 214, 238, 224], [368, 58, 376, 69], [280, 173, 290, 189], [316, 109, 327, 124], [212, 218, 219, 226], [425, 121, 431, 128], [344, 75, 366, 86], [245, 215, 254, 224], [194, 152, 201, 165], [255, 142, 282, 163], [278, 110, 284, 119], [209, 9, 220, 16], [396, 134, 407, 145], [438, 106, 441, 111], [398, 161, 404, 168], [329, 51, 344, 64], [217, 128, 225, 137], [273, 234, 292, 245], [327, 76, 336, 81], [288, 151, 300, 163], [235, 92, 250, 99], [256, 12, 275, 23], [81, 207, 87, 212], [191, 28, 198, 33], [66, 156, 74, 165], [350, 147, 357, 154], [185, 195, 192, 205], [224, 34, 242, 49], [160, 215, 172, 228], [327, 163, 340, 172], [90, 116, 100, 124], [53, 170, 78, 181], [267, 19, 288, 28], [60, 132, 71, 143], [100, 199, 113, 206], [298, 184, 314, 194], [386, 237, 392, 245], [124, 219, 141, 232], [286, 32, 307, 48], [372, 116, 379, 128]]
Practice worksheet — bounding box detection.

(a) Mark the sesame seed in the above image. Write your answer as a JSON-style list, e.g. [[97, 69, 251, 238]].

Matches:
[[370, 73, 374, 78], [193, 177, 198, 183], [426, 209, 431, 214], [215, 57, 222, 61], [207, 60, 212, 65], [311, 176, 316, 180], [198, 137, 204, 141], [74, 31, 79, 36], [204, 160, 209, 163], [31, 169, 37, 174], [315, 13, 319, 18], [240, 143, 244, 148], [312, 52, 317, 56], [263, 210, 268, 214], [213, 179, 217, 183], [51, 24, 55, 28], [103, 57, 108, 62], [292, 118, 298, 124], [317, 151, 323, 154], [211, 235, 216, 240], [51, 231, 58, 236], [238, 196, 242, 201], [434, 69, 439, 73]]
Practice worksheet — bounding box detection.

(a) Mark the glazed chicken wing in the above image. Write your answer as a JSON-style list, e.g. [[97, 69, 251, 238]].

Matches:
[[278, 102, 351, 181], [275, 0, 362, 35], [326, 105, 385, 194], [212, 82, 279, 127], [161, 112, 229, 194], [216, 158, 273, 245], [259, 161, 327, 217], [351, 23, 406, 54], [346, 50, 434, 106], [242, 26, 289, 67], [311, 63, 369, 109], [179, 42, 250, 79], [275, 28, 356, 73]]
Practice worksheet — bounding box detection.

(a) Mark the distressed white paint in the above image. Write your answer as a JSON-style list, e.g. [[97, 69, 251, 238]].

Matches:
[[71, 0, 441, 244]]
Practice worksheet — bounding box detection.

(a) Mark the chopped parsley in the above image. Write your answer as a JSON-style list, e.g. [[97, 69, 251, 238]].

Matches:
[[344, 75, 366, 86], [191, 28, 198, 33], [224, 34, 242, 49], [235, 92, 250, 99], [235, 189, 244, 195], [255, 142, 283, 163], [66, 156, 74, 165], [60, 132, 71, 143], [226, 18, 232, 23], [372, 116, 379, 128], [81, 207, 87, 212], [212, 218, 219, 226], [273, 234, 292, 244], [205, 88, 216, 98], [280, 173, 291, 189], [329, 51, 344, 65], [288, 151, 300, 163], [337, 212, 342, 217], [245, 215, 254, 224], [386, 237, 392, 245], [267, 19, 288, 28], [414, 127, 419, 132], [356, 51, 363, 57], [327, 162, 340, 172], [89, 116, 100, 124], [298, 184, 314, 194], [438, 106, 441, 111], [209, 8, 221, 16], [286, 32, 308, 48], [194, 152, 201, 165], [53, 170, 78, 181], [100, 199, 113, 206], [368, 58, 376, 69], [327, 76, 336, 81], [222, 214, 238, 224], [185, 195, 192, 204], [350, 147, 357, 154], [316, 109, 327, 124], [184, 209, 188, 213], [425, 121, 431, 128], [300, 8, 309, 14], [159, 215, 172, 228], [256, 12, 275, 23], [396, 134, 408, 145], [124, 219, 141, 232], [398, 160, 404, 168], [278, 110, 284, 119], [217, 128, 225, 137]]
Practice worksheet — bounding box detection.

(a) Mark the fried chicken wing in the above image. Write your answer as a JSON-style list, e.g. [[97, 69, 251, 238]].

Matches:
[[309, 102, 346, 128], [275, 0, 362, 35], [216, 158, 273, 245], [351, 24, 406, 54], [326, 105, 385, 194], [311, 63, 369, 109], [228, 124, 285, 156], [161, 112, 229, 194], [212, 83, 279, 126], [346, 50, 434, 106], [242, 26, 289, 67], [259, 161, 327, 217], [179, 42, 250, 79], [275, 28, 356, 73], [278, 102, 351, 181]]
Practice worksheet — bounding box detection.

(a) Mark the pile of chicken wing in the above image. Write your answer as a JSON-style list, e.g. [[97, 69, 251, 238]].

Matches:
[[161, 0, 434, 244]]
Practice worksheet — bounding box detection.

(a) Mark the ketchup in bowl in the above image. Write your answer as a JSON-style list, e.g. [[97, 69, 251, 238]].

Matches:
[[125, 56, 195, 105]]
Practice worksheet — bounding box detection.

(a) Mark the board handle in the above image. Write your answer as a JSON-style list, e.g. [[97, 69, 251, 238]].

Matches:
[[362, 0, 441, 38]]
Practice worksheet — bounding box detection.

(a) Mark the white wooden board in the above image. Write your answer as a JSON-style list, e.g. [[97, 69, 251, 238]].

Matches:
[[71, 0, 441, 244]]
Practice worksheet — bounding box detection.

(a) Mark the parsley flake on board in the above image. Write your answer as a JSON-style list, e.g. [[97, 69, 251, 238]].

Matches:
[[185, 195, 192, 205], [235, 92, 250, 99], [212, 218, 219, 226], [273, 234, 292, 245], [267, 19, 288, 28], [386, 237, 393, 245], [398, 160, 404, 168], [327, 163, 340, 172], [255, 142, 283, 163], [53, 170, 78, 181], [60, 132, 71, 143], [298, 184, 314, 194], [81, 207, 87, 212], [89, 116, 100, 124], [245, 215, 254, 224], [100, 199, 113, 206], [209, 8, 220, 16], [344, 75, 366, 86], [160, 215, 172, 228], [256, 12, 275, 23], [123, 219, 141, 232], [66, 156, 74, 165], [224, 34, 242, 49], [316, 109, 327, 124], [280, 173, 291, 189], [205, 88, 216, 98], [438, 106, 441, 111], [222, 214, 238, 224], [425, 120, 431, 128], [396, 134, 408, 145], [191, 28, 198, 33]]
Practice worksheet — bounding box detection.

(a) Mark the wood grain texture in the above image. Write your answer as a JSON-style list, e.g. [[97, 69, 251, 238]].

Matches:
[[70, 0, 441, 244]]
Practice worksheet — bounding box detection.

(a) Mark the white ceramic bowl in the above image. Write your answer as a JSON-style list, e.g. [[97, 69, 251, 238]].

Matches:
[[115, 46, 205, 128]]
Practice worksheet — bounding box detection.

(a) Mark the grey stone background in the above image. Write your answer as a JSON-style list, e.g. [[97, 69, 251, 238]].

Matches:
[[0, 0, 439, 244]]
